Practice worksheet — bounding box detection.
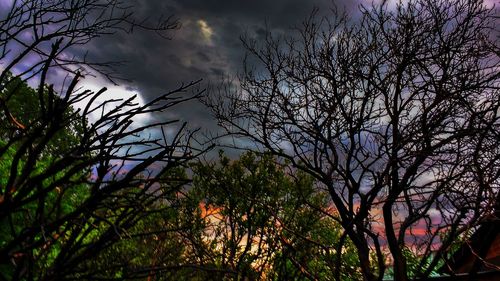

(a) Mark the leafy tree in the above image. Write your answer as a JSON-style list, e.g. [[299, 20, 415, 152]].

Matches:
[[0, 72, 85, 157], [0, 69, 203, 280], [206, 0, 500, 280], [79, 167, 196, 280], [187, 151, 360, 280], [0, 1, 204, 280], [0, 73, 92, 279]]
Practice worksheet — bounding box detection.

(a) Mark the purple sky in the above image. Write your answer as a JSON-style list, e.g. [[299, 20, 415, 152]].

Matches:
[[73, 0, 363, 134]]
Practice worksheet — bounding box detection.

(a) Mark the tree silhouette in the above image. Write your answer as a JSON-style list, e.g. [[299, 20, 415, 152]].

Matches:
[[206, 0, 500, 280], [0, 0, 178, 84], [0, 1, 204, 279]]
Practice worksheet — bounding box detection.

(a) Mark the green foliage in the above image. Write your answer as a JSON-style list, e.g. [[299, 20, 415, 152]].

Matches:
[[188, 151, 360, 280], [1, 1, 200, 279], [0, 76, 361, 280], [0, 72, 84, 155], [80, 168, 195, 280], [0, 74, 91, 279], [0, 76, 360, 280]]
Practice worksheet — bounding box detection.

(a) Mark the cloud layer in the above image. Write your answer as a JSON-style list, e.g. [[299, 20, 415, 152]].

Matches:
[[80, 0, 361, 134]]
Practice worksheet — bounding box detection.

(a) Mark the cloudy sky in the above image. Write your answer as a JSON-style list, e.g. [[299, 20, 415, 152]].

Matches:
[[78, 0, 364, 135]]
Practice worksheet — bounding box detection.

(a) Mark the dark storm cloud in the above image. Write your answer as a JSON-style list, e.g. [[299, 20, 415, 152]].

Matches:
[[81, 0, 362, 131]]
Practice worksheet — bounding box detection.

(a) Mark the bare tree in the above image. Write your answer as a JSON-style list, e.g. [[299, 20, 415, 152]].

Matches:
[[0, 1, 207, 279], [0, 0, 178, 85], [0, 71, 204, 280], [206, 0, 500, 280]]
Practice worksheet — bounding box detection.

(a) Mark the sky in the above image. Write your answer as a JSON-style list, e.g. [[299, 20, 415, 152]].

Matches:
[[1, 0, 497, 250], [5, 0, 495, 149], [78, 0, 364, 138], [2, 0, 497, 142]]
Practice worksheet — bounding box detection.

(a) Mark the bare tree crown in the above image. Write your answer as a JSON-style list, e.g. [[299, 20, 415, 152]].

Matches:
[[207, 0, 500, 280]]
